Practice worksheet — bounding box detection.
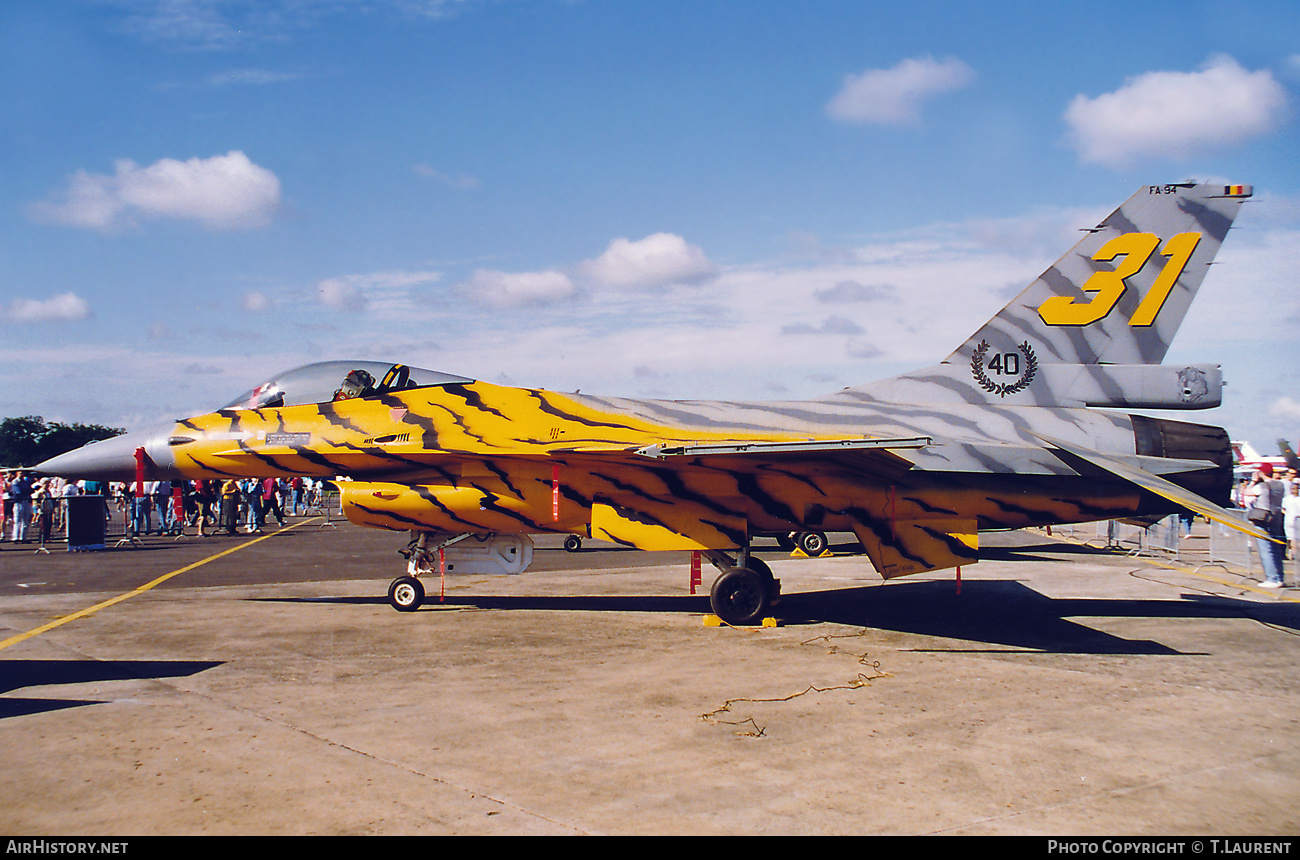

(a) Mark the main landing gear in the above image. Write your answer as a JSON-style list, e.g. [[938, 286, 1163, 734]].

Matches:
[[704, 549, 781, 627], [386, 532, 781, 624], [776, 530, 828, 556]]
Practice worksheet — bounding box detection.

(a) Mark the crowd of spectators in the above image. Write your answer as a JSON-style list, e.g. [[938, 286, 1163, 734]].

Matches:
[[0, 472, 334, 544]]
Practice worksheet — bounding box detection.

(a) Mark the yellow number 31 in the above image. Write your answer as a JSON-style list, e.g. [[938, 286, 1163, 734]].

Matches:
[[1037, 232, 1202, 327]]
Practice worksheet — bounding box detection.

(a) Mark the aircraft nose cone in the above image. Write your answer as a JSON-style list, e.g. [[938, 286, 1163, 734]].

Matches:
[[33, 424, 178, 482]]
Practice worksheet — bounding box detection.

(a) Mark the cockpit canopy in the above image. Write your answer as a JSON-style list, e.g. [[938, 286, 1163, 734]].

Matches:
[[220, 361, 473, 411]]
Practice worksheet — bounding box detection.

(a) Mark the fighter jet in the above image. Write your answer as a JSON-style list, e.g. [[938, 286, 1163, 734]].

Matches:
[[1231, 440, 1290, 480], [37, 183, 1267, 624]]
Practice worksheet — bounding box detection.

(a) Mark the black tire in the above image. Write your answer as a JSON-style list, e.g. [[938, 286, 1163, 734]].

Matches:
[[743, 556, 781, 607], [776, 534, 796, 551], [797, 531, 828, 556], [564, 535, 583, 552], [709, 567, 770, 626], [388, 576, 424, 612]]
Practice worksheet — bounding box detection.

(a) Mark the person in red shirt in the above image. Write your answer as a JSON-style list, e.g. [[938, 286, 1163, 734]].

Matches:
[[261, 477, 285, 527]]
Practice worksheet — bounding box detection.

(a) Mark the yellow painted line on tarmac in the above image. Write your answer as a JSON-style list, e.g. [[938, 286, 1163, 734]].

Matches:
[[0, 518, 320, 652], [1041, 527, 1300, 603], [1137, 553, 1300, 602]]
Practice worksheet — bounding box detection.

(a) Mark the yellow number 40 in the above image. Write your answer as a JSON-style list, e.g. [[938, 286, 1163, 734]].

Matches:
[[1037, 232, 1202, 327]]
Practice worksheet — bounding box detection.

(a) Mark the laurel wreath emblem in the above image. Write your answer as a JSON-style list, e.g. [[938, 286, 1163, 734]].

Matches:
[[971, 339, 1038, 397]]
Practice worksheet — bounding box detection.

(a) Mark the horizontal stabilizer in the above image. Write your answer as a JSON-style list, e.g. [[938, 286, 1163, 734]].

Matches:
[[1039, 435, 1271, 542], [852, 518, 978, 580]]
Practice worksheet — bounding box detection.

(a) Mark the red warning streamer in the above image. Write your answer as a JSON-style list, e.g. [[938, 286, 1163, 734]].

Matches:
[[552, 463, 560, 522], [133, 447, 145, 499]]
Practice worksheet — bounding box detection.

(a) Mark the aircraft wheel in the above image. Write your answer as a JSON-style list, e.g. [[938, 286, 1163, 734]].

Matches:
[[797, 530, 828, 556], [746, 557, 781, 607], [388, 576, 424, 612], [564, 535, 583, 552], [710, 567, 770, 626]]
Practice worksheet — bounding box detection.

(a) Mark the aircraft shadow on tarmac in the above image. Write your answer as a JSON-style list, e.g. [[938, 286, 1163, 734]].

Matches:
[[0, 659, 222, 720], [262, 577, 1298, 656], [972, 541, 1119, 562], [777, 580, 1300, 655]]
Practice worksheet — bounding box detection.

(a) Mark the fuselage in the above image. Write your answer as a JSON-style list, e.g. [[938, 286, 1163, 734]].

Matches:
[[107, 377, 1225, 546]]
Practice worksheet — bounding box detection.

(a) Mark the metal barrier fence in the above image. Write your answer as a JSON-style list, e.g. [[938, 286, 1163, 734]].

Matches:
[[1046, 514, 1297, 583], [303, 490, 342, 526], [2, 489, 346, 550], [2, 496, 127, 550]]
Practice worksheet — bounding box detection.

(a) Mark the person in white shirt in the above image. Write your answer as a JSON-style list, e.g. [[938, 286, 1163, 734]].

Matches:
[[1282, 481, 1300, 563]]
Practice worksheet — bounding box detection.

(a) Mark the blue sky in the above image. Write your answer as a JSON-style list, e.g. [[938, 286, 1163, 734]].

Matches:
[[1, 0, 1297, 452]]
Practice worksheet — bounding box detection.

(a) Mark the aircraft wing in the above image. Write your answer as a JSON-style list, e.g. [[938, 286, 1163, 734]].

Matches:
[[632, 436, 932, 458], [626, 435, 929, 481], [519, 435, 931, 557], [1037, 435, 1272, 542], [598, 435, 980, 574]]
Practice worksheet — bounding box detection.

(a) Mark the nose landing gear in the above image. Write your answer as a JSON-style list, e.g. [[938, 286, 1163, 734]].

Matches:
[[389, 531, 474, 612]]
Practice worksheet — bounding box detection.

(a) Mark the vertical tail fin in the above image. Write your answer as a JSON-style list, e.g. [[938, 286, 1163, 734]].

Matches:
[[948, 183, 1251, 367], [1280, 439, 1300, 471], [851, 184, 1251, 408]]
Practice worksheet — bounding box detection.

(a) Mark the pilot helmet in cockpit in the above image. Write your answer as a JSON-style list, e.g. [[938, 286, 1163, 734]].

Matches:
[[333, 369, 376, 401]]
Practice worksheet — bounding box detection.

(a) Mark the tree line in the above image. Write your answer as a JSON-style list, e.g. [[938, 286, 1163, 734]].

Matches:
[[0, 416, 124, 468]]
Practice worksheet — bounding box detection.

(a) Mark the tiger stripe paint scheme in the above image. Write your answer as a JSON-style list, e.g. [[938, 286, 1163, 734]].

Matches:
[[35, 183, 1262, 613], [164, 371, 1208, 580]]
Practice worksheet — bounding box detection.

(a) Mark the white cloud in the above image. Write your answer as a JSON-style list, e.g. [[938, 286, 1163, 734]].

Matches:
[[30, 151, 281, 231], [454, 233, 715, 310], [577, 233, 717, 289], [780, 315, 865, 336], [1064, 56, 1288, 167], [242, 291, 270, 311], [316, 270, 442, 315], [1271, 397, 1300, 422], [463, 269, 577, 307], [115, 0, 483, 49], [317, 278, 369, 313], [815, 280, 897, 304], [2, 293, 91, 324], [826, 56, 974, 125], [783, 230, 861, 263]]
